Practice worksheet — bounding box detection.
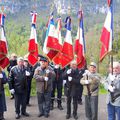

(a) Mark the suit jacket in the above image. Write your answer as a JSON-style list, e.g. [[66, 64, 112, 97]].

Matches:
[[63, 68, 80, 97], [34, 66, 55, 93], [8, 65, 28, 94]]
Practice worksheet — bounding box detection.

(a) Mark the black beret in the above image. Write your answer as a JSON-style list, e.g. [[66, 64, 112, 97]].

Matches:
[[38, 54, 44, 58], [40, 56, 48, 62]]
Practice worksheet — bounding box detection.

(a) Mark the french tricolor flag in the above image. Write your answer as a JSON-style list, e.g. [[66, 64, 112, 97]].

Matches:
[[28, 12, 38, 66], [74, 10, 86, 69], [30, 11, 37, 25], [52, 16, 63, 64], [46, 13, 58, 60], [99, 0, 113, 62], [0, 27, 9, 69], [60, 16, 74, 68], [43, 13, 59, 60], [0, 13, 5, 26]]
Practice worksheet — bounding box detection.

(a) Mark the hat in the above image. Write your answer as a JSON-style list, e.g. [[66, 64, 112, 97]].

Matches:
[[38, 54, 44, 58], [17, 57, 24, 62], [24, 58, 28, 62], [40, 56, 48, 62], [90, 62, 97, 67]]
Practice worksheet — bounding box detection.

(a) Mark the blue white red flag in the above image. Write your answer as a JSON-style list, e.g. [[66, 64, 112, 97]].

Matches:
[[0, 27, 9, 69], [60, 16, 73, 68], [99, 0, 113, 62], [74, 10, 86, 69], [52, 16, 63, 64], [0, 13, 5, 26], [43, 13, 62, 60], [28, 12, 38, 66], [30, 11, 37, 25]]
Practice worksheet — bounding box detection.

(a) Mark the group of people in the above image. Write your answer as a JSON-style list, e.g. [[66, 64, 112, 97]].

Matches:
[[0, 53, 120, 120]]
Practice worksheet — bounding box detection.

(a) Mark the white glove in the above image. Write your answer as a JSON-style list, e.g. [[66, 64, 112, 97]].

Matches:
[[83, 70, 91, 76], [84, 80, 89, 84], [0, 73, 3, 78], [25, 71, 30, 76], [10, 89, 15, 94], [44, 76, 48, 81], [68, 76, 72, 81], [67, 69, 72, 74], [46, 69, 50, 74], [55, 65, 59, 69], [63, 80, 66, 86], [108, 85, 115, 92], [109, 74, 116, 81]]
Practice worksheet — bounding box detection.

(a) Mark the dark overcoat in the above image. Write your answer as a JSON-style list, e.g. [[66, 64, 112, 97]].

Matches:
[[63, 68, 80, 97], [0, 72, 7, 112]]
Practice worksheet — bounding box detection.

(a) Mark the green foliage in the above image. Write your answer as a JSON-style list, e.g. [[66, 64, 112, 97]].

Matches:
[[99, 84, 107, 94]]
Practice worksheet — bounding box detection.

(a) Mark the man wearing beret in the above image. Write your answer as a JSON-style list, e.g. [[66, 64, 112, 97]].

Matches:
[[34, 57, 55, 118], [80, 62, 101, 120]]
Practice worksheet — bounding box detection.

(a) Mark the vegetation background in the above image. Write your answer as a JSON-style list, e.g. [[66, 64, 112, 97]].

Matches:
[[1, 0, 120, 96]]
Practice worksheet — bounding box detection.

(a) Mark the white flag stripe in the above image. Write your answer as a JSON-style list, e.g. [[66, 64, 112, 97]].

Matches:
[[65, 30, 72, 45]]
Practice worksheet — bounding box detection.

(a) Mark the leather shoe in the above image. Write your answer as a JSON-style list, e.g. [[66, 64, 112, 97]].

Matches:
[[44, 114, 49, 118], [73, 115, 78, 120], [78, 101, 82, 105], [66, 114, 70, 119], [1, 118, 5, 120], [15, 114, 20, 119], [27, 104, 31, 107], [22, 112, 29, 117], [50, 104, 54, 110], [58, 104, 63, 110], [38, 113, 44, 117]]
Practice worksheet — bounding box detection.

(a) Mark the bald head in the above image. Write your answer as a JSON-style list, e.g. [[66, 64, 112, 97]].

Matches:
[[70, 60, 77, 70], [112, 62, 120, 75]]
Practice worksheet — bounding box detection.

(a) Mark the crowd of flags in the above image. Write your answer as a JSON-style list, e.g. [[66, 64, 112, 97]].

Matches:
[[0, 0, 114, 69]]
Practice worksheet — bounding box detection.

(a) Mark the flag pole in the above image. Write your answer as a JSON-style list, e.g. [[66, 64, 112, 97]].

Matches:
[[110, 0, 114, 75]]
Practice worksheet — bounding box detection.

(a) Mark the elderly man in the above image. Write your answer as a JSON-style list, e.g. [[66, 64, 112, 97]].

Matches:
[[63, 60, 80, 120], [80, 62, 101, 120], [34, 56, 55, 118], [104, 61, 120, 120], [8, 57, 29, 119]]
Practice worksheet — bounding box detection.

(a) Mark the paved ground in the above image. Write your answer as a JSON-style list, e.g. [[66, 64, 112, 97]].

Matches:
[[4, 95, 108, 120]]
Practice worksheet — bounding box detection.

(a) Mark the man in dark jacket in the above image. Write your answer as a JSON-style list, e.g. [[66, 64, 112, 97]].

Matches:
[[63, 60, 80, 120], [0, 66, 7, 120], [23, 58, 34, 106], [51, 64, 63, 110], [8, 57, 29, 119]]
